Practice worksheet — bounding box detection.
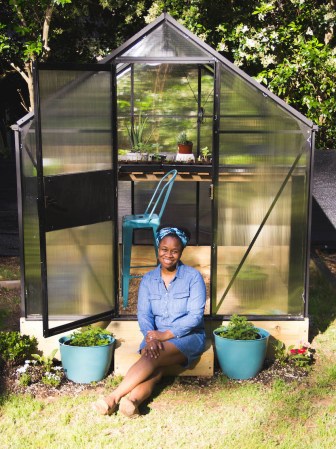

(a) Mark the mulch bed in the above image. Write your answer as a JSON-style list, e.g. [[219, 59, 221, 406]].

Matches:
[[0, 356, 311, 400]]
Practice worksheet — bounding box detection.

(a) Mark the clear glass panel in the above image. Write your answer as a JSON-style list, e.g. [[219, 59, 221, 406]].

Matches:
[[39, 70, 112, 175], [21, 118, 42, 315], [214, 66, 311, 316], [121, 23, 209, 58], [46, 222, 114, 322], [117, 64, 214, 156]]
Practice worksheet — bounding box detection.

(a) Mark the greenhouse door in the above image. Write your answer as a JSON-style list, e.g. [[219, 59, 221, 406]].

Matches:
[[35, 63, 118, 337]]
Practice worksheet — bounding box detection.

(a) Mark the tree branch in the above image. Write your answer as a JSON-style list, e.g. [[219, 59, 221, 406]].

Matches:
[[10, 62, 29, 84], [43, 4, 55, 53]]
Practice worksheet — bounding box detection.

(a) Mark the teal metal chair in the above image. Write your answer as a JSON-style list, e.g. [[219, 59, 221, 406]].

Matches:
[[122, 169, 178, 307]]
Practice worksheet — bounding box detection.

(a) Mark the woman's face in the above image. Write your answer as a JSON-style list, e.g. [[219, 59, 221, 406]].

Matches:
[[158, 235, 183, 271]]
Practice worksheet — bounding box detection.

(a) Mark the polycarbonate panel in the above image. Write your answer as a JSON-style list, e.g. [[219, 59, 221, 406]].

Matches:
[[214, 66, 311, 316], [21, 118, 42, 315], [39, 70, 112, 175], [117, 64, 214, 155], [121, 23, 209, 58], [46, 222, 114, 321]]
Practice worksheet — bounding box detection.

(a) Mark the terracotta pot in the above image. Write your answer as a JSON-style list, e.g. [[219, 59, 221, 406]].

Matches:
[[178, 143, 193, 154]]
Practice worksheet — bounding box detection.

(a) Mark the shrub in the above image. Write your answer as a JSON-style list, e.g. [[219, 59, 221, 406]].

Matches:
[[0, 331, 38, 366]]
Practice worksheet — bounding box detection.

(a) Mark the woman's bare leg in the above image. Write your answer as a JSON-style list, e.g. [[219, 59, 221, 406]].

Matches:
[[119, 368, 163, 417], [128, 367, 163, 404], [102, 342, 186, 408]]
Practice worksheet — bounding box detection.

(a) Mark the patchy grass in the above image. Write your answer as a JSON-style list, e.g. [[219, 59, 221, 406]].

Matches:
[[0, 287, 20, 331], [0, 257, 20, 281], [0, 259, 335, 448]]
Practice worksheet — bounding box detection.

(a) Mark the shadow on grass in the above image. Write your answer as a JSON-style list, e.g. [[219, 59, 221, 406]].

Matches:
[[309, 255, 336, 341]]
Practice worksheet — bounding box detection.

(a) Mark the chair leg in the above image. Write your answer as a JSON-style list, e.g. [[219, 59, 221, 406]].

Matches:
[[152, 225, 159, 259], [122, 225, 133, 308]]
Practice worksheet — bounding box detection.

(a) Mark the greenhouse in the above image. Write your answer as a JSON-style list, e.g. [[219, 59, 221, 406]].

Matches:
[[13, 13, 316, 348]]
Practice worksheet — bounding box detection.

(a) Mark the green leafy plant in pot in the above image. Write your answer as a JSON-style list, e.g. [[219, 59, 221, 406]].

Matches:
[[213, 315, 269, 380], [59, 326, 115, 384], [176, 131, 193, 154]]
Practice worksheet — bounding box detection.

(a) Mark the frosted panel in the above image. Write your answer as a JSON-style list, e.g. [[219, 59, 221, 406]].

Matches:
[[214, 66, 310, 316], [46, 222, 114, 320], [39, 70, 112, 175], [21, 118, 42, 315], [122, 23, 209, 58]]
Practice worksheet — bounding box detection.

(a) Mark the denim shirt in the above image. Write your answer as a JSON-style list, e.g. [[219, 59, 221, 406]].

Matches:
[[137, 262, 206, 339]]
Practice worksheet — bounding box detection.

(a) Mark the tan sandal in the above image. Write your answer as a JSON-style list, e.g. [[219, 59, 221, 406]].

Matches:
[[119, 397, 140, 418], [92, 398, 117, 416]]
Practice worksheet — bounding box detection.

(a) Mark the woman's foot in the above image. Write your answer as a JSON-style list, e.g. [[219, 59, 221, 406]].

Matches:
[[119, 397, 140, 418], [92, 397, 118, 416]]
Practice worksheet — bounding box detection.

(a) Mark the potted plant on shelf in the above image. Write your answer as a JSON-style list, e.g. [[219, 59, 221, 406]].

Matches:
[[59, 325, 115, 384], [198, 146, 212, 164], [213, 314, 269, 380], [125, 112, 153, 162], [176, 131, 193, 154]]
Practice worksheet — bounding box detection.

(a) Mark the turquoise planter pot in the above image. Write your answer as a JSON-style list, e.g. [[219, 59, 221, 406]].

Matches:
[[59, 335, 115, 384], [213, 328, 269, 380]]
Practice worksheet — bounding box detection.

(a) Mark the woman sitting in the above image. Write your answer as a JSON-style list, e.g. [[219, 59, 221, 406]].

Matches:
[[93, 226, 206, 417]]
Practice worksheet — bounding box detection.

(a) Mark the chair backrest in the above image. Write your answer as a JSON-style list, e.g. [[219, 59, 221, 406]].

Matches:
[[144, 169, 178, 221]]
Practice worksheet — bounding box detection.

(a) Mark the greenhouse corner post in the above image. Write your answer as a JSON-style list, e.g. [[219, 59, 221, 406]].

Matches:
[[210, 60, 220, 317], [111, 61, 120, 317], [304, 125, 318, 318]]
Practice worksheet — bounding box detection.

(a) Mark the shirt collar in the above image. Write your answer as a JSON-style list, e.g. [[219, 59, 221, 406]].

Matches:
[[152, 261, 184, 279]]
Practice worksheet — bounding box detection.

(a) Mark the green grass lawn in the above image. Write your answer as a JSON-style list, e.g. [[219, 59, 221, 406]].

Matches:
[[0, 262, 336, 448]]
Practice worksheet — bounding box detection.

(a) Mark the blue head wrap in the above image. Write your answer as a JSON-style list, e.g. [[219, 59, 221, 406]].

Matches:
[[156, 227, 190, 249]]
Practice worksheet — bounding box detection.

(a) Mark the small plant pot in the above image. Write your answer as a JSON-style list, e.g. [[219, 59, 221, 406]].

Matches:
[[178, 143, 193, 154], [59, 335, 115, 383], [213, 328, 269, 379]]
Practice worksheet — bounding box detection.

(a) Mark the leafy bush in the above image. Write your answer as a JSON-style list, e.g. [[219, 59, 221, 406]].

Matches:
[[32, 349, 58, 372], [18, 372, 32, 387], [68, 326, 113, 347], [0, 331, 38, 365], [214, 314, 260, 340], [273, 340, 315, 369]]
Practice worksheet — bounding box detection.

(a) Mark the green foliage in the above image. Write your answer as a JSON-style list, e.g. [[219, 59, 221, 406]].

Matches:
[[126, 112, 154, 151], [0, 331, 38, 365], [273, 340, 315, 369], [41, 371, 62, 388], [32, 349, 58, 372], [68, 325, 113, 347], [200, 146, 210, 158], [18, 372, 32, 386], [105, 374, 123, 388], [214, 314, 260, 340], [176, 130, 192, 145], [273, 340, 288, 366]]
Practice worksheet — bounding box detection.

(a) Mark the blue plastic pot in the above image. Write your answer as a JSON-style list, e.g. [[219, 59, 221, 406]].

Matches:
[[213, 328, 269, 380], [59, 335, 115, 384]]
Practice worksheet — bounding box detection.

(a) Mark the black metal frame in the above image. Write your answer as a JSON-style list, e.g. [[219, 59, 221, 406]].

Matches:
[[34, 62, 118, 337]]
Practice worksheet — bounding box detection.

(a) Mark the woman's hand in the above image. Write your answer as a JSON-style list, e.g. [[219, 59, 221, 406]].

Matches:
[[143, 338, 163, 359], [146, 330, 174, 343], [143, 330, 175, 358]]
